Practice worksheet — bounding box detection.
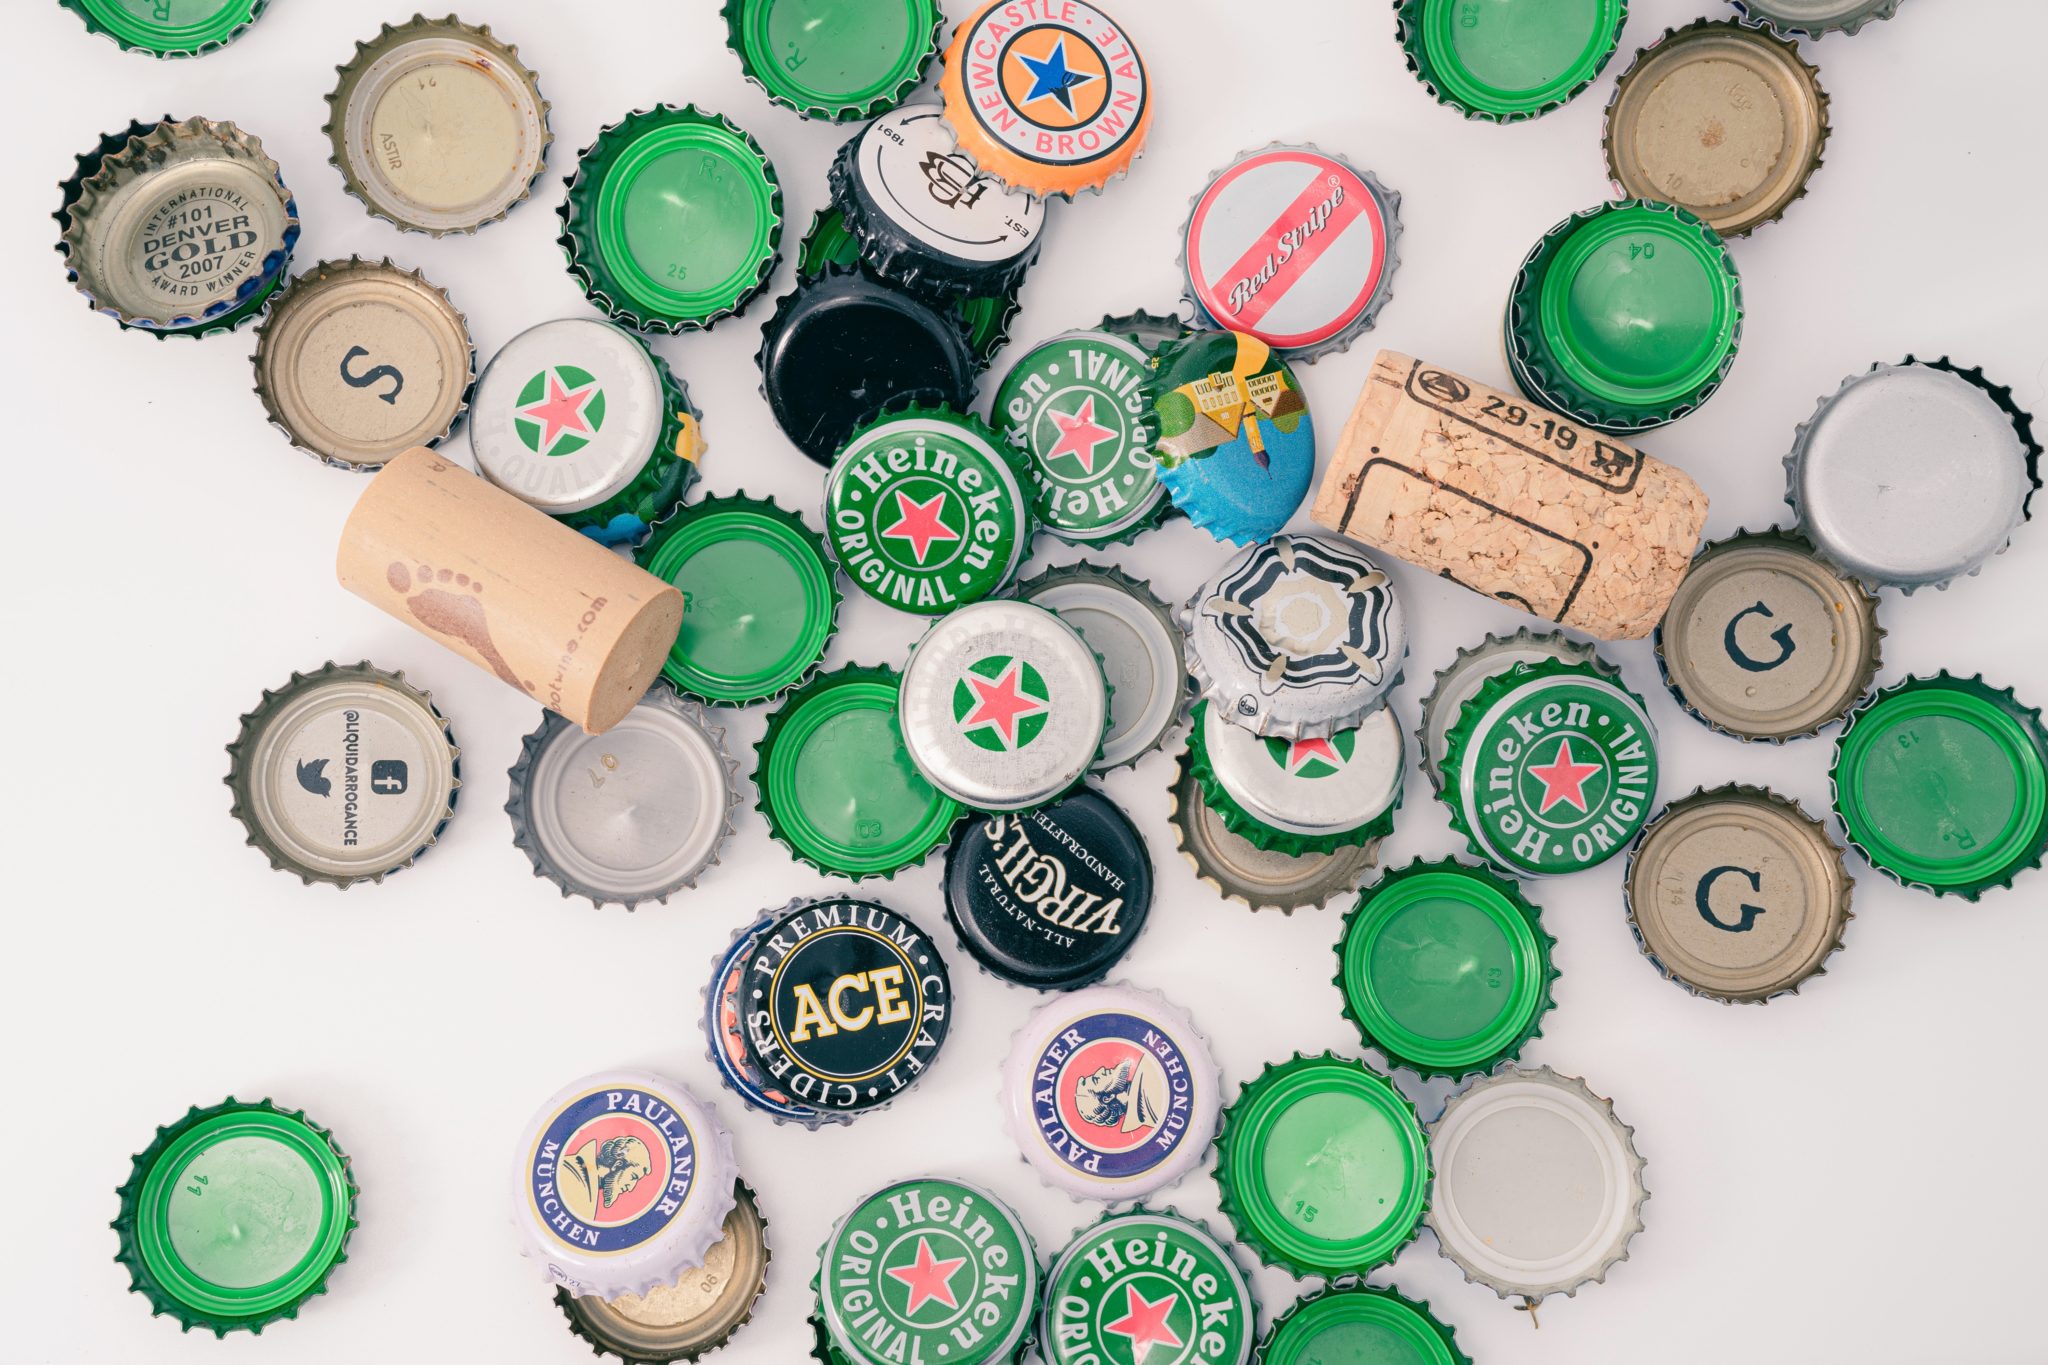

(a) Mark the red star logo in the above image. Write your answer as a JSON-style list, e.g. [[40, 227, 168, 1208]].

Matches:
[[879, 490, 961, 564], [1044, 395, 1117, 473], [1285, 737, 1341, 774], [519, 371, 599, 454], [1527, 737, 1602, 814], [1104, 1284, 1184, 1359], [884, 1236, 967, 1316], [962, 662, 1047, 747]]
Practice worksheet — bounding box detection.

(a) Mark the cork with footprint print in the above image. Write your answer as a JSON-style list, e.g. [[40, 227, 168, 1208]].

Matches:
[[337, 448, 684, 733]]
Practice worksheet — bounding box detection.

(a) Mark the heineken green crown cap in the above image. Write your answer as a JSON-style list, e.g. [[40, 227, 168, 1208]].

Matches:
[[1418, 629, 1607, 792], [62, 0, 269, 57], [1215, 1053, 1429, 1277], [725, 0, 941, 122], [1337, 859, 1557, 1077], [1831, 674, 2048, 899], [114, 1098, 357, 1335], [640, 493, 841, 705], [1506, 199, 1743, 434], [1039, 1209, 1256, 1365], [1259, 1282, 1469, 1365], [561, 105, 781, 333], [994, 328, 1167, 546], [1396, 0, 1627, 122]]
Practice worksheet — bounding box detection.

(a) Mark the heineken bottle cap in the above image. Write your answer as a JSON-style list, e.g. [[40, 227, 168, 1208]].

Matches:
[[1098, 306, 1193, 354], [741, 899, 953, 1115], [557, 1181, 769, 1363], [1039, 1210, 1255, 1365], [325, 15, 550, 236], [639, 494, 839, 705], [473, 318, 702, 542], [1427, 1066, 1647, 1301], [1181, 145, 1401, 361], [1259, 1282, 1468, 1365], [1215, 1054, 1429, 1277], [1151, 330, 1315, 545], [759, 272, 978, 466], [944, 790, 1151, 991], [1395, 0, 1627, 123], [824, 406, 1033, 612], [225, 661, 459, 888], [1168, 747, 1382, 914], [114, 1098, 356, 1335], [1732, 0, 1905, 38], [994, 329, 1166, 546], [704, 913, 835, 1126], [513, 1070, 739, 1299], [1016, 563, 1184, 770], [1189, 700, 1403, 855], [1504, 200, 1743, 434], [900, 600, 1109, 812], [936, 0, 1153, 199], [1002, 986, 1220, 1201], [1655, 528, 1881, 742], [1831, 674, 2048, 899], [1438, 656, 1659, 878], [796, 208, 1020, 364], [61, 0, 268, 56], [755, 665, 964, 880], [1185, 534, 1406, 742], [724, 0, 941, 121], [506, 689, 738, 908], [1337, 859, 1557, 1077], [253, 256, 474, 469], [830, 102, 1046, 301], [1624, 785, 1852, 1003], [815, 1179, 1039, 1365], [560, 105, 781, 334], [58, 116, 296, 336], [1605, 19, 1828, 239], [1418, 629, 1606, 793], [1785, 358, 2039, 592]]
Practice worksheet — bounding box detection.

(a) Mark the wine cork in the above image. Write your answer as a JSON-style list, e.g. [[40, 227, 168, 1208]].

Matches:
[[1310, 351, 1708, 640], [337, 447, 683, 733]]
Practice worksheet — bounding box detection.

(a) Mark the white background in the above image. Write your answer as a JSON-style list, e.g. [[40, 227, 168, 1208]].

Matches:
[[4, 0, 2045, 1361]]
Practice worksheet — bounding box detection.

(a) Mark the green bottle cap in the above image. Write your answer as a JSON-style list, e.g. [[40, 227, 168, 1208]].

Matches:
[[114, 1099, 356, 1336], [796, 208, 1019, 364], [1438, 656, 1660, 879], [1830, 673, 2048, 900], [814, 1178, 1039, 1365], [1214, 1054, 1429, 1277], [724, 0, 941, 122], [1336, 859, 1557, 1077], [1505, 199, 1742, 434], [755, 664, 964, 879], [61, 0, 268, 57], [992, 328, 1168, 546], [823, 404, 1036, 615], [640, 494, 841, 705], [1396, 0, 1626, 123], [561, 105, 781, 334], [1039, 1209, 1257, 1365], [1259, 1282, 1469, 1365]]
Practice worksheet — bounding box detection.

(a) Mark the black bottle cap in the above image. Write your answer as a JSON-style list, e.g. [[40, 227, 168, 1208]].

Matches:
[[755, 266, 975, 466], [942, 786, 1152, 991]]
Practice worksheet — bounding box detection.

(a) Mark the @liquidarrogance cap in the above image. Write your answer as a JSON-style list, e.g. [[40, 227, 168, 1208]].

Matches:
[[1505, 200, 1743, 435], [1001, 985, 1220, 1202], [1151, 329, 1315, 545], [1831, 674, 2048, 900], [114, 1098, 356, 1336], [512, 1070, 739, 1300], [226, 661, 460, 887], [725, 0, 941, 121], [1016, 563, 1184, 770], [61, 0, 268, 57], [1215, 1053, 1429, 1277], [993, 328, 1166, 547], [1039, 1208, 1256, 1365], [1337, 859, 1557, 1078], [1259, 1282, 1469, 1365], [816, 1179, 1039, 1365], [1396, 0, 1626, 123]]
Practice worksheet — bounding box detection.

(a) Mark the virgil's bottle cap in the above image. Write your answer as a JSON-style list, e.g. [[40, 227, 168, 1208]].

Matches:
[[1168, 747, 1381, 913], [114, 1098, 356, 1335], [724, 0, 941, 121], [1038, 1209, 1255, 1364], [62, 0, 269, 57], [557, 1181, 769, 1363], [1151, 330, 1315, 544], [1260, 1282, 1469, 1365], [993, 329, 1166, 546], [325, 15, 550, 235], [1418, 630, 1608, 792], [1188, 700, 1403, 855], [1396, 0, 1626, 122], [1016, 563, 1184, 770]]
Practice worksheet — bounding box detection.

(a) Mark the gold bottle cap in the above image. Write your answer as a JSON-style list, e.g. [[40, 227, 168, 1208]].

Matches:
[[556, 1182, 769, 1362], [1168, 746, 1379, 913]]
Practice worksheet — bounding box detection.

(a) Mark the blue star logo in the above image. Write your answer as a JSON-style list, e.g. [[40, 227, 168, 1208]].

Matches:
[[1015, 36, 1096, 115]]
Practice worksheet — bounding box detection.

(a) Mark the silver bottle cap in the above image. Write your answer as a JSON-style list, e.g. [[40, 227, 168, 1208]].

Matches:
[[1733, 0, 1904, 38], [1017, 563, 1185, 770], [1199, 695, 1402, 838], [1418, 630, 1606, 791], [472, 319, 668, 513]]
